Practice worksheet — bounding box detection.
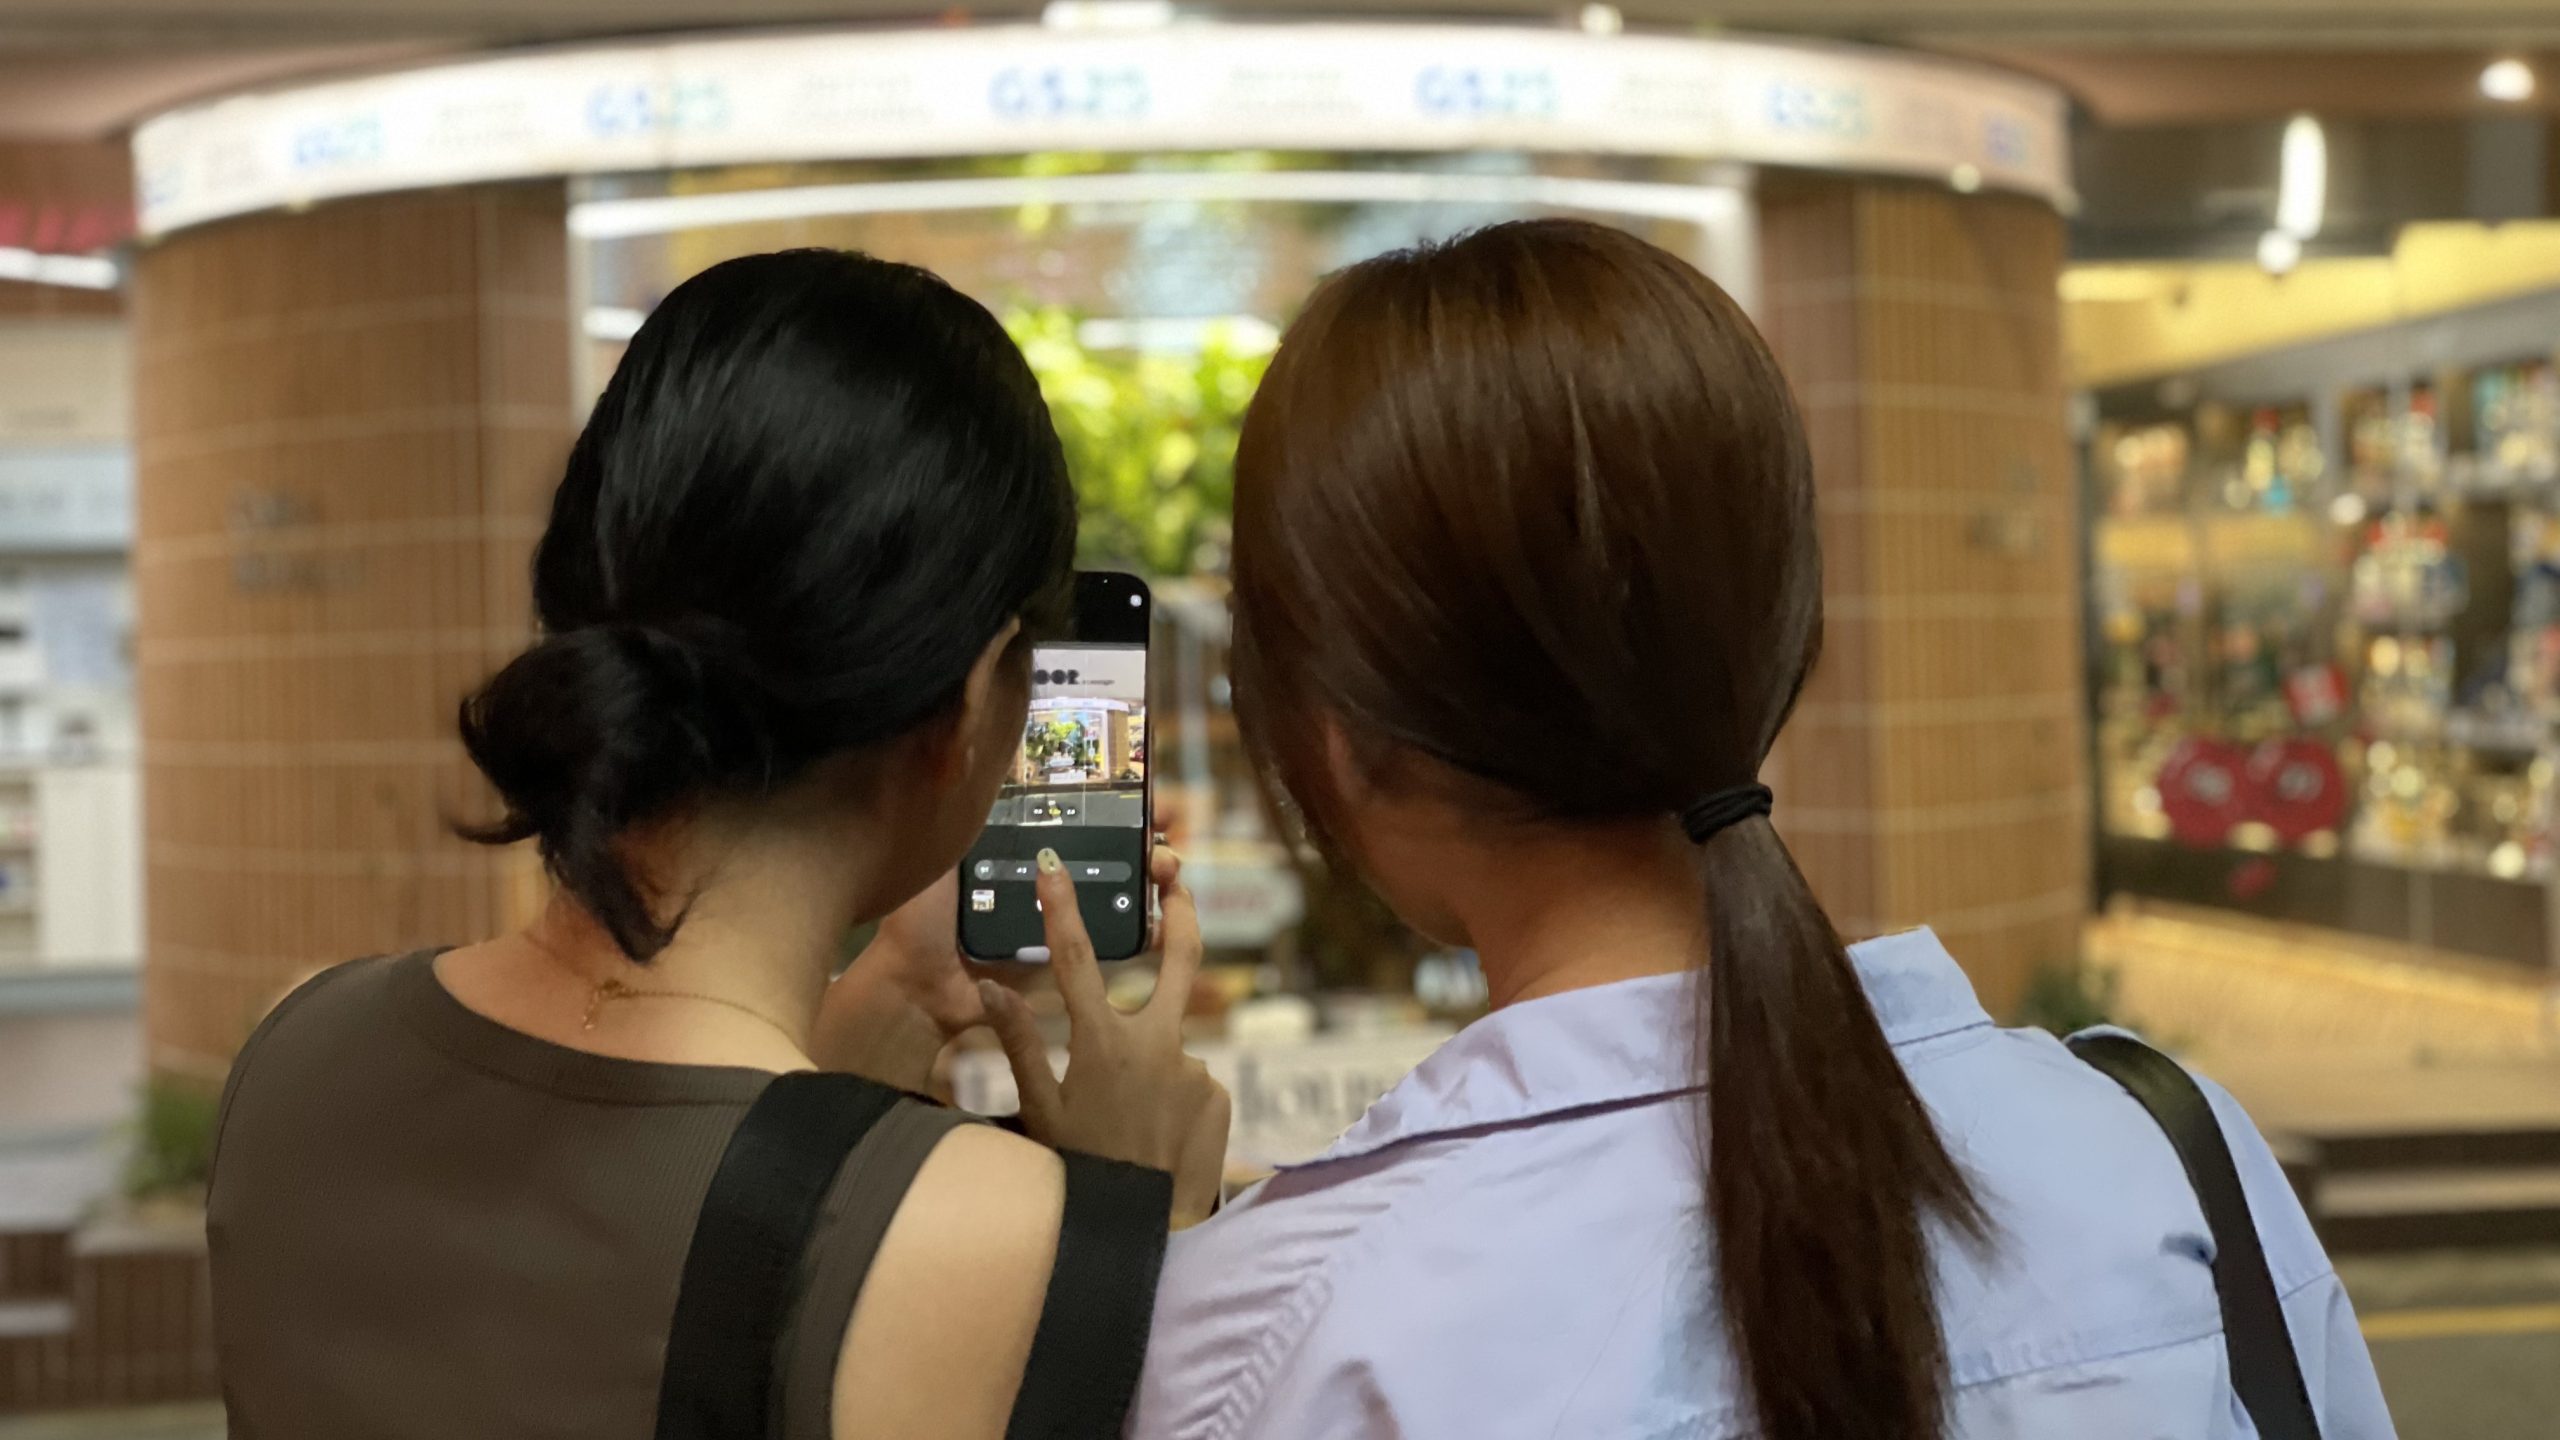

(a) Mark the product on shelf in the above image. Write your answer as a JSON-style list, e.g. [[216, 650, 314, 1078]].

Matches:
[[2402, 383, 2444, 490], [2345, 386, 2395, 500], [2155, 737, 2252, 848], [2470, 358, 2560, 486], [2351, 512, 2467, 630], [2099, 419, 2190, 516], [2236, 404, 2320, 513], [2245, 737, 2349, 846]]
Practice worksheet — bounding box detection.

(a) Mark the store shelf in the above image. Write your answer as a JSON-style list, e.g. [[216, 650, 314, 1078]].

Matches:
[[2446, 455, 2560, 496], [2444, 712, 2552, 753], [2371, 713, 2552, 754], [2347, 834, 2549, 884], [2097, 834, 2549, 971]]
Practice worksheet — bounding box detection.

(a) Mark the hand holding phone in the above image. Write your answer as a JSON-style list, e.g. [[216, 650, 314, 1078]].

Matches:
[[959, 571, 1153, 963], [979, 844, 1230, 1229], [809, 869, 987, 1096]]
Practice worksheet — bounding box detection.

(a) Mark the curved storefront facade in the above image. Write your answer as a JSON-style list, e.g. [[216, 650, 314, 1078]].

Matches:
[[124, 19, 2082, 1078]]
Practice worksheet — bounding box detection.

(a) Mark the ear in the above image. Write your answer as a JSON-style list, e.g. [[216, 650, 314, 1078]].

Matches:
[[1320, 711, 1379, 810], [929, 617, 1025, 783]]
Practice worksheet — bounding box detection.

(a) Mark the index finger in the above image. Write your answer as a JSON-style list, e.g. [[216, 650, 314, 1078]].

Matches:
[[1034, 848, 1109, 1023], [1147, 870, 1204, 1023]]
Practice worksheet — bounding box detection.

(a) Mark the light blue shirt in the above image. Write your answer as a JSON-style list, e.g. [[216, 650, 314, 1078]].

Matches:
[[1132, 929, 2395, 1439]]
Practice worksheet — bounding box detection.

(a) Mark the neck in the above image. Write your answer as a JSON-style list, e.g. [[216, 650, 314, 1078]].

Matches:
[[1463, 823, 1706, 1011], [499, 810, 881, 1068]]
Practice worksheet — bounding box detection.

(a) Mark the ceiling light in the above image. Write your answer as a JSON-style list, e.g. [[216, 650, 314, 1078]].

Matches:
[[2276, 113, 2326, 240], [1579, 4, 1624, 35], [1042, 0, 1175, 30], [2257, 229, 2302, 276], [0, 247, 118, 290], [570, 170, 1746, 239], [2483, 58, 2537, 103], [1950, 164, 1983, 194]]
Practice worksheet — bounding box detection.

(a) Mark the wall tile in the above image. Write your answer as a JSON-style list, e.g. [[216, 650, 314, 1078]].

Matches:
[[1758, 179, 2084, 1015], [133, 187, 569, 1075]]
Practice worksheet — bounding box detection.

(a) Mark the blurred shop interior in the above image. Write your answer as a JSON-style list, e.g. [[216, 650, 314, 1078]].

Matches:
[[2071, 112, 2560, 986], [7, 1, 2560, 1419]]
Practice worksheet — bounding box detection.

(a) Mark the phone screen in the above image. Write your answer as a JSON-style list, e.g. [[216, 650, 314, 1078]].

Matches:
[[959, 572, 1151, 962]]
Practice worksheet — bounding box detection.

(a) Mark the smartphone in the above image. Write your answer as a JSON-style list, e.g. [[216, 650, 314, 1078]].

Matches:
[[959, 571, 1152, 962]]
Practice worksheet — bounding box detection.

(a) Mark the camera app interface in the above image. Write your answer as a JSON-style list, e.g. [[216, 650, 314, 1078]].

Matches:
[[960, 641, 1149, 961]]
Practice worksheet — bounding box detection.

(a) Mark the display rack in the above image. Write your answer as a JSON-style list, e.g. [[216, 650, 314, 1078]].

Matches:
[[2086, 288, 2560, 968]]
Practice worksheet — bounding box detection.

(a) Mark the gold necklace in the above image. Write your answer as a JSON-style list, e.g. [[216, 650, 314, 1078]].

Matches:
[[584, 977, 801, 1049]]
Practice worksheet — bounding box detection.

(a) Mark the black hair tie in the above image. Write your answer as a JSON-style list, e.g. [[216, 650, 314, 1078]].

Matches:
[[1680, 784, 1773, 845]]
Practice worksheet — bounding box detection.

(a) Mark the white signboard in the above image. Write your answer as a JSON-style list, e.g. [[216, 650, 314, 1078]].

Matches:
[[136, 23, 2070, 237], [951, 1025, 1452, 1170], [0, 447, 131, 551], [1185, 856, 1304, 950], [1032, 643, 1144, 703]]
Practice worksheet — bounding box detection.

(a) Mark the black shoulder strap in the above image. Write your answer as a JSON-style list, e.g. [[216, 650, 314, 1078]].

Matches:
[[2068, 1032, 2324, 1440], [655, 1071, 900, 1440], [656, 1073, 1176, 1440], [1002, 1151, 1174, 1440]]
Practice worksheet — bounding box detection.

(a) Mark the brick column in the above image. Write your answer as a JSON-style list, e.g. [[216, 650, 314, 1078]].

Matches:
[[132, 186, 571, 1080], [1760, 179, 2086, 1016]]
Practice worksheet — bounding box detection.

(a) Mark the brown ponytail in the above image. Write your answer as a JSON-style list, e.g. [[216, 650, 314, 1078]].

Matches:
[[1702, 820, 1987, 1435], [1230, 219, 1987, 1438]]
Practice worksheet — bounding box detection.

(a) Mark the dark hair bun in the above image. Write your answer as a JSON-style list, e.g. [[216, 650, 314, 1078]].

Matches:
[[458, 249, 1074, 958]]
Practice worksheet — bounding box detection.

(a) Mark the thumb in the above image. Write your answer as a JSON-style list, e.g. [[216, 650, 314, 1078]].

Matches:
[[980, 981, 1062, 1134]]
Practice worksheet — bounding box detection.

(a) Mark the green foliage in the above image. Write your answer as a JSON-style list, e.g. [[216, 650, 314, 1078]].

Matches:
[[125, 1074, 222, 1203], [1004, 307, 1269, 577], [2012, 959, 2119, 1038], [1024, 714, 1093, 774]]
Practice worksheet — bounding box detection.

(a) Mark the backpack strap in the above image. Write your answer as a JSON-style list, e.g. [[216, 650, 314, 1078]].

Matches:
[[2068, 1032, 2324, 1440], [1003, 1151, 1173, 1440], [656, 1071, 901, 1440], [655, 1071, 1175, 1440]]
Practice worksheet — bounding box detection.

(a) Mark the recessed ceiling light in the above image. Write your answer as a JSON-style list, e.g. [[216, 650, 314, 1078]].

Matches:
[[2482, 58, 2537, 103]]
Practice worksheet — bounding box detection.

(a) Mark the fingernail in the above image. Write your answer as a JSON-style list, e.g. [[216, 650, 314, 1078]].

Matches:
[[1036, 848, 1062, 875], [977, 979, 1006, 1011]]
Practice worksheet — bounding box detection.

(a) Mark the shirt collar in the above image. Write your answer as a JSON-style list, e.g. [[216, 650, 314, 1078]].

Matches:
[[1288, 928, 1993, 1169]]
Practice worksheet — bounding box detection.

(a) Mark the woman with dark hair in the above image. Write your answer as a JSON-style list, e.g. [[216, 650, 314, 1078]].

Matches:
[[207, 249, 1227, 1439], [1133, 221, 2391, 1439]]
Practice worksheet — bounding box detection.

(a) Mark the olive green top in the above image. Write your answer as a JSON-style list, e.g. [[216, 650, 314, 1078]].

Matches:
[[208, 950, 965, 1439]]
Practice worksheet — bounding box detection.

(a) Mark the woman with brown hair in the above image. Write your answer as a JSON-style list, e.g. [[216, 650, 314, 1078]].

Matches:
[[1131, 221, 2392, 1439]]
